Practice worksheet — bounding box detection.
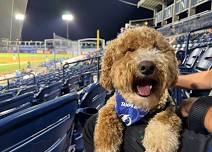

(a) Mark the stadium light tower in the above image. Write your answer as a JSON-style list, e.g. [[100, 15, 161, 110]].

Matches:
[[62, 13, 74, 39], [15, 13, 25, 21], [15, 13, 25, 69], [15, 13, 25, 40]]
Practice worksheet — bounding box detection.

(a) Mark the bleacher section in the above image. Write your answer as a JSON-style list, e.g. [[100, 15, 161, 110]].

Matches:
[[173, 26, 212, 104], [0, 55, 110, 152], [0, 24, 211, 151]]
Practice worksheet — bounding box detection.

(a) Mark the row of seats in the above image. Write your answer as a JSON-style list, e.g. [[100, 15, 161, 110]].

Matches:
[[0, 57, 101, 122], [0, 93, 78, 152], [173, 31, 212, 52], [2, 32, 211, 151], [179, 47, 212, 72], [0, 55, 107, 151], [0, 81, 109, 152], [173, 29, 212, 104], [0, 57, 100, 92]]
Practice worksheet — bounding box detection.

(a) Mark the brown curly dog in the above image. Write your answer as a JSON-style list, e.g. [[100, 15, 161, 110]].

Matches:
[[94, 26, 181, 152]]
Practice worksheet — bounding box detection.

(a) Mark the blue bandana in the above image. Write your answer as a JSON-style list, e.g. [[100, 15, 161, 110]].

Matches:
[[115, 91, 148, 126]]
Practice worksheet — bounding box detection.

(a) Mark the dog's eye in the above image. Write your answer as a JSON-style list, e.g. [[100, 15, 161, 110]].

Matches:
[[127, 48, 135, 52], [153, 43, 160, 50]]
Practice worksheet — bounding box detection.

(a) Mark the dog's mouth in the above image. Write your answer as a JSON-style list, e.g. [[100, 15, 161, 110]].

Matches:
[[133, 78, 158, 97]]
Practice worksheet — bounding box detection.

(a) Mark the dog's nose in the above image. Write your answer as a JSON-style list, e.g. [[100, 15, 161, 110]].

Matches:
[[140, 61, 155, 76]]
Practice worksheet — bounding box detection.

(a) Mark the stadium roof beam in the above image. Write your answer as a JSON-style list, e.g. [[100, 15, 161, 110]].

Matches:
[[137, 0, 165, 10]]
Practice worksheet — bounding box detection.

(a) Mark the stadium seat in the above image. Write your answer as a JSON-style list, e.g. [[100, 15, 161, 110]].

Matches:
[[3, 88, 19, 95], [79, 72, 94, 88], [62, 75, 80, 95], [184, 48, 204, 68], [0, 92, 34, 112], [0, 93, 78, 152], [176, 50, 186, 65], [179, 43, 187, 51], [179, 47, 205, 73], [195, 47, 212, 71], [0, 93, 34, 118], [36, 81, 63, 102], [0, 93, 13, 102], [16, 85, 38, 96], [80, 83, 107, 109]]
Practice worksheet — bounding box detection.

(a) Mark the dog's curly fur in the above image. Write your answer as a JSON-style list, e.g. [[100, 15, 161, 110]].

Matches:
[[94, 26, 181, 152]]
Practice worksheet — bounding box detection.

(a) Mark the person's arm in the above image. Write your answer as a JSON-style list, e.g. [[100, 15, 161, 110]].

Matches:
[[176, 70, 212, 89], [204, 107, 212, 133]]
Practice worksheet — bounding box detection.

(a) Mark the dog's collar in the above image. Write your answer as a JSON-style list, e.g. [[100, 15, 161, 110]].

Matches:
[[115, 91, 148, 126], [115, 91, 172, 126]]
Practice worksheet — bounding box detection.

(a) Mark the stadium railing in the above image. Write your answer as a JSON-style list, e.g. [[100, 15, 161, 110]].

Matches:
[[0, 72, 36, 90], [62, 56, 102, 83]]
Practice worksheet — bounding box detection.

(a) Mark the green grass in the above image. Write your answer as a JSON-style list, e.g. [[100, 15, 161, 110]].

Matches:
[[0, 53, 74, 75], [0, 53, 71, 63], [0, 62, 41, 73]]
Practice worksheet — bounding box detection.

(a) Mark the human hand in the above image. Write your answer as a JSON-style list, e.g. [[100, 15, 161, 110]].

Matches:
[[179, 97, 199, 117]]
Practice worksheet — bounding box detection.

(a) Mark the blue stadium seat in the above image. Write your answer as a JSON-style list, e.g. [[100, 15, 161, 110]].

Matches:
[[179, 47, 205, 73], [80, 83, 107, 109], [4, 88, 19, 95], [0, 93, 13, 102], [0, 92, 34, 112], [36, 81, 63, 102], [184, 48, 204, 68], [176, 50, 186, 65], [17, 85, 38, 96], [174, 47, 212, 104], [79, 72, 94, 88], [62, 75, 80, 95], [195, 47, 212, 71], [0, 93, 78, 152], [0, 93, 34, 118]]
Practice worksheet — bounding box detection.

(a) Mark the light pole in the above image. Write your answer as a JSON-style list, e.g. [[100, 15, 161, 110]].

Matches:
[[15, 13, 25, 70], [9, 0, 15, 41], [62, 13, 74, 39]]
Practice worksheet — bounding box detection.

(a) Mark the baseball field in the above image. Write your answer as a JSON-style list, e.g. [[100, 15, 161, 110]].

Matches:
[[0, 53, 73, 75]]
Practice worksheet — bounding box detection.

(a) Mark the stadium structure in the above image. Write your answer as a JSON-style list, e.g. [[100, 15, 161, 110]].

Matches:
[[122, 0, 212, 36], [0, 0, 28, 41], [0, 0, 211, 152], [0, 0, 105, 72]]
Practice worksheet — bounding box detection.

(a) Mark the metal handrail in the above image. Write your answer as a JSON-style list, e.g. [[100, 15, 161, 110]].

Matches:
[[0, 72, 36, 89], [62, 56, 102, 83]]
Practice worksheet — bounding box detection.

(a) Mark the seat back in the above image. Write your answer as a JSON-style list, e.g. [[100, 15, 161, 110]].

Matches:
[[37, 81, 62, 102], [0, 92, 34, 113], [4, 88, 19, 96], [17, 85, 38, 96], [92, 92, 107, 110], [62, 76, 80, 94], [184, 48, 203, 68], [0, 93, 13, 102], [0, 93, 78, 152], [176, 50, 186, 65], [195, 47, 212, 71], [80, 83, 107, 109]]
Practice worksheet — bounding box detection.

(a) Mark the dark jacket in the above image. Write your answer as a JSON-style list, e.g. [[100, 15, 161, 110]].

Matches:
[[83, 96, 212, 152]]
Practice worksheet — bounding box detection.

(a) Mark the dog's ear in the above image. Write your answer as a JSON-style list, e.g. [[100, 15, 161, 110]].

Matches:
[[100, 40, 117, 90], [166, 49, 179, 88], [153, 31, 179, 88]]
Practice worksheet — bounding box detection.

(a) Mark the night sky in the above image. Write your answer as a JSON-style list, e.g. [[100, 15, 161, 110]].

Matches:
[[22, 0, 153, 41]]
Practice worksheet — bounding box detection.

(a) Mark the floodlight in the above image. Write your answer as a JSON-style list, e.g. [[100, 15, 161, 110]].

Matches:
[[62, 14, 74, 21], [15, 13, 25, 21]]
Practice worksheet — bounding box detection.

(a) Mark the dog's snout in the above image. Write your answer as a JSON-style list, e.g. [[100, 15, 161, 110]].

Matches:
[[140, 61, 155, 76]]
